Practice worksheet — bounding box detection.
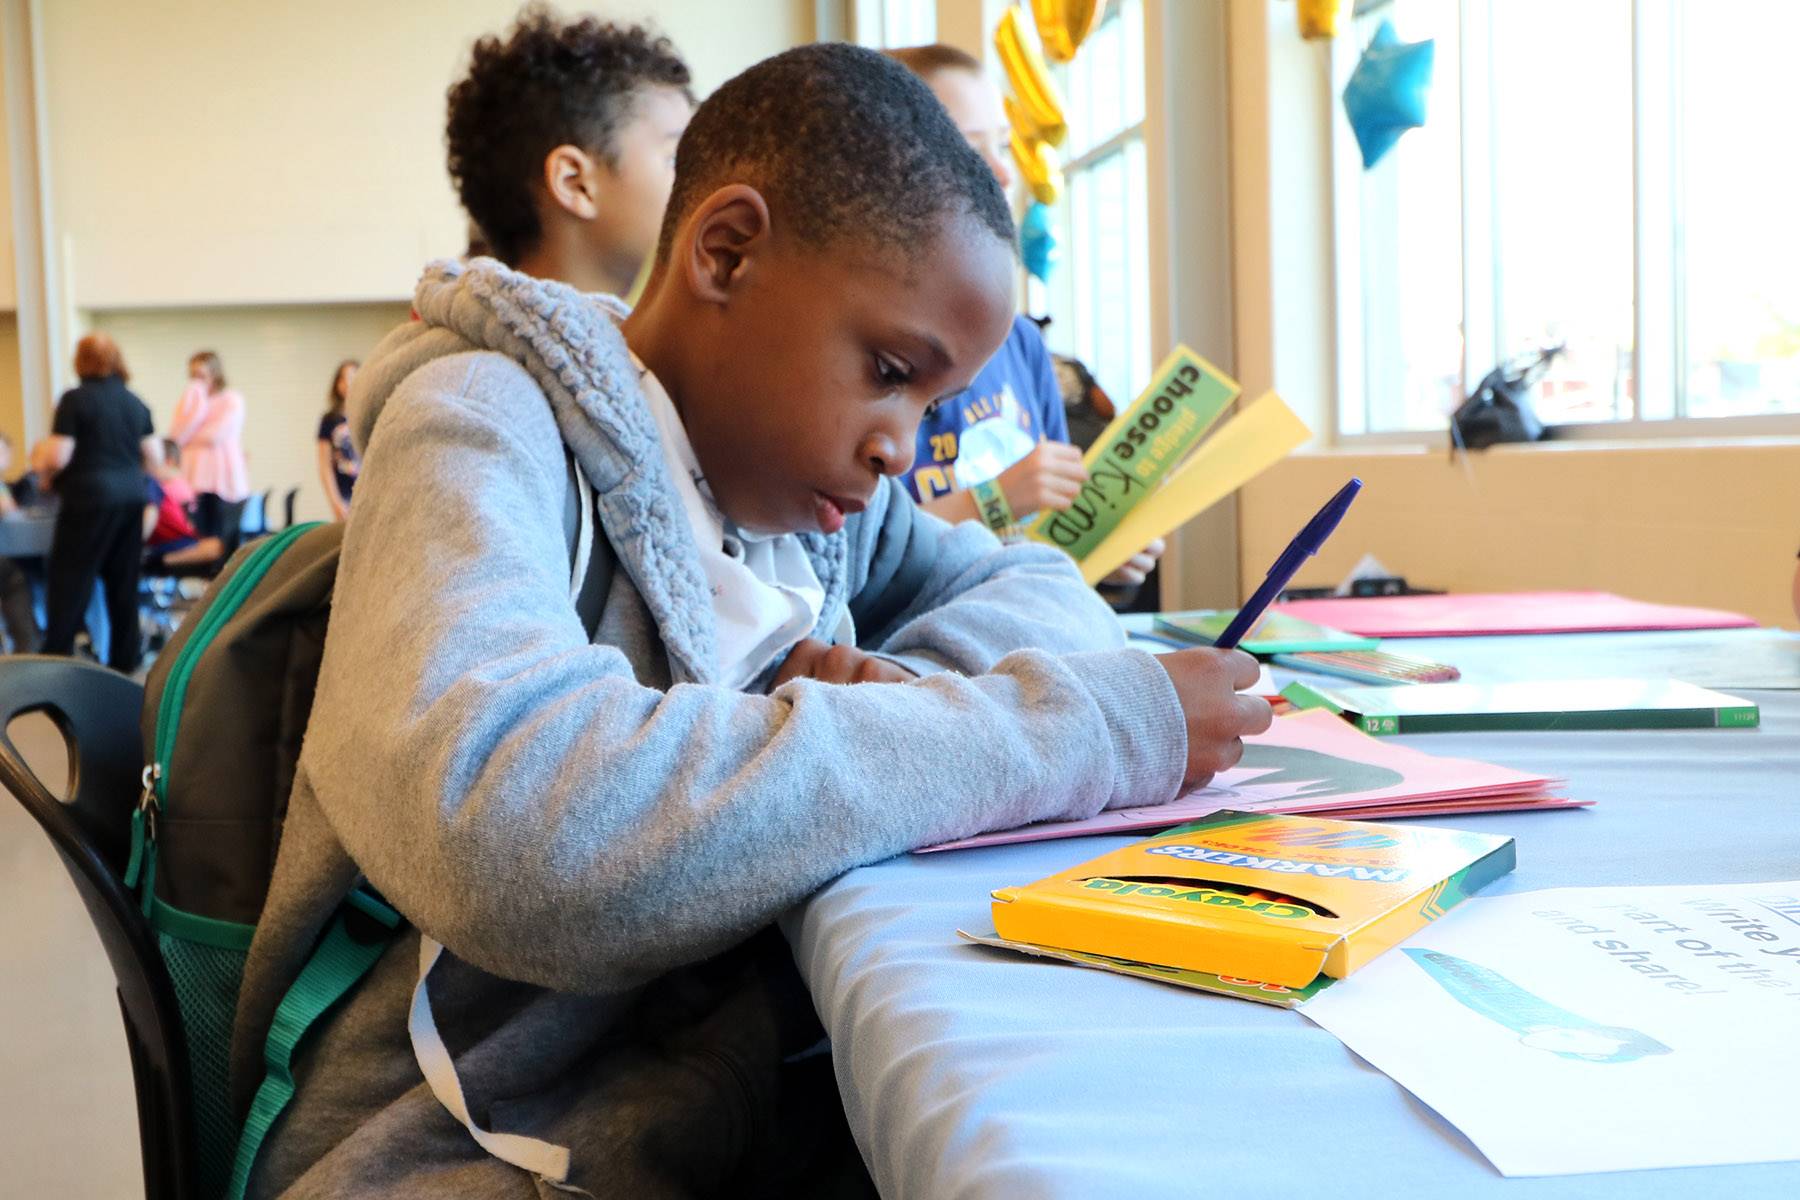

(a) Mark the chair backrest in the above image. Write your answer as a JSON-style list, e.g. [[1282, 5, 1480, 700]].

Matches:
[[219, 499, 251, 558], [281, 487, 299, 529], [191, 493, 229, 541], [0, 657, 195, 1200], [240, 493, 266, 539]]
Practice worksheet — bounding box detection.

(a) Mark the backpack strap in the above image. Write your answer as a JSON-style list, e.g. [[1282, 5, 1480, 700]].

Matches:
[[564, 450, 614, 640], [409, 936, 573, 1183], [226, 889, 400, 1199]]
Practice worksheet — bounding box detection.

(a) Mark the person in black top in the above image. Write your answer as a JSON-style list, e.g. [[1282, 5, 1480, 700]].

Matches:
[[40, 333, 161, 672], [316, 359, 360, 521]]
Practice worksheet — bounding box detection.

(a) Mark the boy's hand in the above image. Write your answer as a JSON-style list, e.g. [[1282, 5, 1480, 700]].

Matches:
[[774, 639, 918, 687], [1101, 537, 1166, 588], [996, 441, 1087, 516], [1155, 648, 1275, 790]]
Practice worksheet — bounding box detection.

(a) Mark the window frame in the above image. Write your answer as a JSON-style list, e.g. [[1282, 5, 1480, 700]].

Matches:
[[1330, 0, 1800, 446], [1037, 0, 1154, 408]]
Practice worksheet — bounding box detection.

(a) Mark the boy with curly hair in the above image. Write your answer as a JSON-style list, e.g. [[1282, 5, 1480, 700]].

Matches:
[[446, 5, 693, 294], [238, 40, 1267, 1199]]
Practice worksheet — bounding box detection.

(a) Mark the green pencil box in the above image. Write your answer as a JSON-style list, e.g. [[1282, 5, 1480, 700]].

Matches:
[[1154, 610, 1378, 656], [1282, 677, 1761, 735]]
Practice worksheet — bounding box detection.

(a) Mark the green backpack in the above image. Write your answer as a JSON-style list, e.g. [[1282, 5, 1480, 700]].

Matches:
[[130, 470, 612, 1198]]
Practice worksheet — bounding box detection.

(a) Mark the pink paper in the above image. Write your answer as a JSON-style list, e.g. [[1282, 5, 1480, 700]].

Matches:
[[1324, 795, 1592, 819], [920, 709, 1561, 853], [1272, 591, 1756, 638]]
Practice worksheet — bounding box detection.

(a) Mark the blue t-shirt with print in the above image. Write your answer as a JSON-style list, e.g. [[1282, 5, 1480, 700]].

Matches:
[[902, 315, 1069, 503]]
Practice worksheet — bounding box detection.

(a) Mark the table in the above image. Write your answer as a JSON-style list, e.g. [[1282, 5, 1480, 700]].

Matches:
[[0, 512, 55, 559], [790, 630, 1800, 1198]]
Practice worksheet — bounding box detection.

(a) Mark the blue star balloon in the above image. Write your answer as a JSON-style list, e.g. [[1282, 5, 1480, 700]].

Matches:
[[1020, 200, 1058, 283], [1342, 20, 1434, 169]]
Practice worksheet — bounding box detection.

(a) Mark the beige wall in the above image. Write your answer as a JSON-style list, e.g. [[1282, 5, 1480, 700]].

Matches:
[[42, 0, 814, 308], [0, 46, 19, 452], [1239, 441, 1800, 630], [22, 0, 812, 523], [0, 313, 22, 457]]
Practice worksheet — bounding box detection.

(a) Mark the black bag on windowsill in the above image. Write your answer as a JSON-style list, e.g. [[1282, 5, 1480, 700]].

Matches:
[[1450, 343, 1562, 451]]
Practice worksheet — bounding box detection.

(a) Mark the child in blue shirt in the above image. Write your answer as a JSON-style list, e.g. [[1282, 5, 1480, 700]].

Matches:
[[891, 43, 1164, 590]]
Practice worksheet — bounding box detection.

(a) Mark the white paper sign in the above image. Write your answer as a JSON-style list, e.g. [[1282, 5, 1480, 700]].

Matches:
[[1303, 882, 1800, 1177]]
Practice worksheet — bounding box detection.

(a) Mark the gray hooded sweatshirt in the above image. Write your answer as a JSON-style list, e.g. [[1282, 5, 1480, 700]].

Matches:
[[239, 259, 1186, 1197]]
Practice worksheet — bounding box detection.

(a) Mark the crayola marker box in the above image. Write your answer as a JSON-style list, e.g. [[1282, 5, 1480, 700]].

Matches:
[[987, 810, 1514, 990]]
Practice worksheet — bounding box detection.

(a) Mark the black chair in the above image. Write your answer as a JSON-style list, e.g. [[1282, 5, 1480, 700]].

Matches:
[[164, 495, 250, 577], [0, 656, 195, 1199], [280, 486, 300, 530]]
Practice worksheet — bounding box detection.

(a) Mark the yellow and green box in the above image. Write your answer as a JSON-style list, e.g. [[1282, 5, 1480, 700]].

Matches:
[[989, 810, 1514, 990]]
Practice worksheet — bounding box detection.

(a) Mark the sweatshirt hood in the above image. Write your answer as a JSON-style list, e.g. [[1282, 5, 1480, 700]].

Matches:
[[346, 258, 853, 684]]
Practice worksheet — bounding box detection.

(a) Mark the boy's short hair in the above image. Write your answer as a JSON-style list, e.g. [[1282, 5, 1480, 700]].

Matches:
[[885, 43, 983, 81], [446, 4, 693, 265], [657, 42, 1015, 264]]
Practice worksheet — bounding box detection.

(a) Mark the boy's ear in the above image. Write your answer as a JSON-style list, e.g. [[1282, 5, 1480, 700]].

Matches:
[[541, 144, 603, 221], [680, 184, 771, 304]]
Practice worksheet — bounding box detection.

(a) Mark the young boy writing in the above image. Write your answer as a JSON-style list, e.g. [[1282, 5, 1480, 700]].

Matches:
[[241, 43, 1267, 1197], [889, 43, 1165, 592], [446, 6, 694, 297]]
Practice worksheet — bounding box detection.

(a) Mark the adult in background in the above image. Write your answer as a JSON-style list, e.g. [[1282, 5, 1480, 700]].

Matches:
[[169, 349, 250, 501], [316, 359, 360, 521], [41, 333, 160, 672]]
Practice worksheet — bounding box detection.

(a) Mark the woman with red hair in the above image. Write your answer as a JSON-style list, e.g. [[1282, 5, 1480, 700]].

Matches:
[[40, 332, 160, 672]]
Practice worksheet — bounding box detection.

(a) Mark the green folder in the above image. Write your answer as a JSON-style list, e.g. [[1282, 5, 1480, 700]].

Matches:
[[1153, 611, 1379, 655], [1282, 677, 1761, 735]]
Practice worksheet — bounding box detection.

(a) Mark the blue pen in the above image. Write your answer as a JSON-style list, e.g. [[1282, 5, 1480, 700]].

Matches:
[[1212, 478, 1363, 650]]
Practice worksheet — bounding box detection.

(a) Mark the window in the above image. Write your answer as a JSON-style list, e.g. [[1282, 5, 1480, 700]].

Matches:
[[1038, 0, 1153, 409], [854, 0, 935, 49], [1336, 0, 1800, 435], [1677, 2, 1800, 419], [855, 0, 1152, 409]]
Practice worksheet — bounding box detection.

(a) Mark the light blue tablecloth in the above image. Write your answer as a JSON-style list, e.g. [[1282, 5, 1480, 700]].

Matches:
[[790, 631, 1800, 1198]]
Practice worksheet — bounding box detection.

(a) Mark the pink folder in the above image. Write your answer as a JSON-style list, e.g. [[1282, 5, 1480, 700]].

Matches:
[[919, 710, 1563, 853], [1272, 591, 1756, 638]]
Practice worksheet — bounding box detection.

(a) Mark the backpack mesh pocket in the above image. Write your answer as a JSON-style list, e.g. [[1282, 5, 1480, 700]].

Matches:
[[158, 932, 247, 1200]]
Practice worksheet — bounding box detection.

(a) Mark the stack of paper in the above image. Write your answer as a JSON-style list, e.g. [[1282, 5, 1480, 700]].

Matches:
[[921, 709, 1578, 853]]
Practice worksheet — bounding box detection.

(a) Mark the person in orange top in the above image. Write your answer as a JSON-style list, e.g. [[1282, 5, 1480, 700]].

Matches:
[[168, 349, 251, 501]]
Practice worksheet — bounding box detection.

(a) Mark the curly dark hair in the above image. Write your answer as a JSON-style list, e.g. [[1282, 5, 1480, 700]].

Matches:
[[446, 5, 692, 264], [657, 43, 1015, 264]]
